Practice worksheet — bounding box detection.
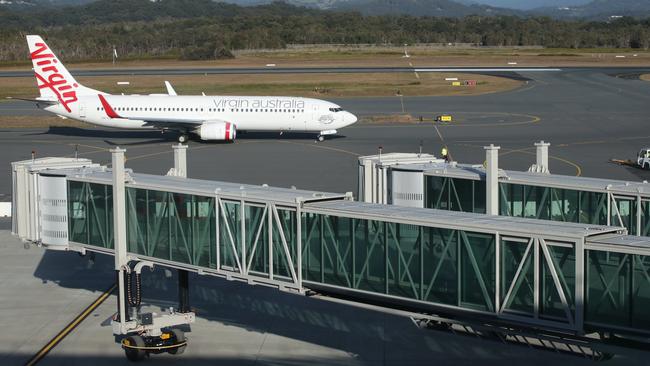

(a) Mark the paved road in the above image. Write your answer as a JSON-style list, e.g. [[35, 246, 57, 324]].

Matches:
[[0, 66, 563, 78], [1, 67, 650, 196]]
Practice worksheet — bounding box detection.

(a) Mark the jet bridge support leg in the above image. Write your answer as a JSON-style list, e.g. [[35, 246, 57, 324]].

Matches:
[[109, 147, 194, 362], [178, 270, 190, 313]]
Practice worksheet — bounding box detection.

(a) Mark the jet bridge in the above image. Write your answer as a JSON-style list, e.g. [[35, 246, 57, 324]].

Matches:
[[11, 147, 650, 360]]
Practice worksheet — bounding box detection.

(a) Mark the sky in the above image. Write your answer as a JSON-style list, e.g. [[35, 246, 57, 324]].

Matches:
[[466, 0, 592, 10]]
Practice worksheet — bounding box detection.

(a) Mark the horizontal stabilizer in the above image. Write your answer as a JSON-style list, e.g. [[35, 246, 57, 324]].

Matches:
[[6, 96, 59, 105]]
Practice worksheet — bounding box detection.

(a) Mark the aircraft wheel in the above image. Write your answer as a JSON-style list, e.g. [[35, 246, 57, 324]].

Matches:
[[317, 135, 325, 142], [178, 134, 188, 143]]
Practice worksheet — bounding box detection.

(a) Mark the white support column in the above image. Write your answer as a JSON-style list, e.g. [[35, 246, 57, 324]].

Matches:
[[534, 141, 550, 174], [173, 144, 188, 178], [111, 147, 128, 331], [361, 159, 372, 203], [485, 144, 500, 216]]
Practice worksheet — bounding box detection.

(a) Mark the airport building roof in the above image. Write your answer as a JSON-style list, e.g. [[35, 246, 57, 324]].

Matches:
[[307, 200, 624, 239], [57, 167, 349, 205], [422, 162, 650, 196]]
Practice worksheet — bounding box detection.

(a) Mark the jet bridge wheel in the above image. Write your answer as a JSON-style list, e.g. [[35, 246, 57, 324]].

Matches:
[[123, 335, 146, 362], [167, 328, 186, 355], [178, 134, 189, 143]]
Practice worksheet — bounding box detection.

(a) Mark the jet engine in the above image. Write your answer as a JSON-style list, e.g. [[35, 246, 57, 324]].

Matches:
[[196, 121, 236, 141]]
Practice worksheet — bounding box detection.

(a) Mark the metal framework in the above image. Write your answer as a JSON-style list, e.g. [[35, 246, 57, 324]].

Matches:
[[13, 158, 650, 344], [425, 174, 650, 237]]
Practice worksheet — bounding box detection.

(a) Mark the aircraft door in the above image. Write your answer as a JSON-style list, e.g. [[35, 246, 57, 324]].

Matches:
[[310, 103, 318, 131], [79, 102, 86, 118]]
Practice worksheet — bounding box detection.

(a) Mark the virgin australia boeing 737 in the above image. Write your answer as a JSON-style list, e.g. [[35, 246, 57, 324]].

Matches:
[[18, 35, 357, 142]]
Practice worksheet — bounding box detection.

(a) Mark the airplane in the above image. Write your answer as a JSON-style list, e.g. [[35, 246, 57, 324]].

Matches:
[[17, 35, 358, 143]]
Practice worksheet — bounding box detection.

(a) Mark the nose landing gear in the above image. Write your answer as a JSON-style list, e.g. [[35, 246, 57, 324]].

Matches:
[[178, 134, 188, 143]]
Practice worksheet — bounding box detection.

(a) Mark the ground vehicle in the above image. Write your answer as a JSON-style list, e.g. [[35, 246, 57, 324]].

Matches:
[[435, 115, 453, 122], [637, 148, 650, 169]]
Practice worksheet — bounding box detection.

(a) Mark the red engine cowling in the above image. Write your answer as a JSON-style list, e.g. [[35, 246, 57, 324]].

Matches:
[[196, 121, 236, 141]]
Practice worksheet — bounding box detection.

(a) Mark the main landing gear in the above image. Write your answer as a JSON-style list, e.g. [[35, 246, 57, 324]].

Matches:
[[178, 134, 189, 143]]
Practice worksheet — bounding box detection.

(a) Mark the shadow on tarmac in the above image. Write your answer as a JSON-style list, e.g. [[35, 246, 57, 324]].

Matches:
[[24, 127, 345, 143], [27, 249, 622, 366]]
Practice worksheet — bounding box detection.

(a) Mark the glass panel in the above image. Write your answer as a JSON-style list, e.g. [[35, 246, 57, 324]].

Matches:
[[272, 209, 296, 280], [579, 191, 608, 225], [193, 195, 216, 269], [473, 180, 486, 214], [354, 220, 385, 293], [68, 181, 88, 244], [126, 187, 148, 257], [632, 255, 650, 329], [500, 183, 524, 217], [146, 189, 171, 261], [425, 176, 446, 209], [540, 244, 575, 320], [613, 197, 636, 235], [386, 223, 421, 300], [245, 204, 268, 274], [460, 232, 495, 311], [87, 183, 113, 248], [422, 228, 458, 305], [550, 188, 579, 223], [450, 178, 473, 212], [220, 201, 241, 270], [586, 251, 631, 327], [523, 186, 550, 220], [322, 215, 353, 287], [501, 239, 534, 315], [301, 212, 321, 282], [640, 200, 650, 237]]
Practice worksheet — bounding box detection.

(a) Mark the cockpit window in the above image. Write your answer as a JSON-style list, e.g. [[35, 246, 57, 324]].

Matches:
[[329, 107, 344, 112]]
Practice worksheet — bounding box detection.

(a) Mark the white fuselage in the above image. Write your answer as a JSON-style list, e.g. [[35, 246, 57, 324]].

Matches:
[[44, 94, 357, 133]]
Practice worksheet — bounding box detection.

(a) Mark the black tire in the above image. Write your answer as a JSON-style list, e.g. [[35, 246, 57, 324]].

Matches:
[[168, 328, 186, 355], [124, 335, 146, 362], [178, 134, 188, 143]]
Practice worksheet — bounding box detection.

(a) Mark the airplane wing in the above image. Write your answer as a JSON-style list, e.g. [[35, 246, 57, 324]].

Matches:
[[6, 96, 58, 105]]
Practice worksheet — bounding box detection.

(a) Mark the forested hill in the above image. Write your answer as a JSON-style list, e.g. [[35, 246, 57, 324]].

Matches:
[[1, 0, 649, 63], [0, 0, 318, 27]]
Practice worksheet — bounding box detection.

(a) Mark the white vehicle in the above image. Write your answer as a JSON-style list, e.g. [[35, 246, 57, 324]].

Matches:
[[637, 148, 650, 169], [17, 35, 357, 142]]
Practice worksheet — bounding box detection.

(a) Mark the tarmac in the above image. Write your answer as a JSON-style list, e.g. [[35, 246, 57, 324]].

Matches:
[[2, 66, 650, 365], [1, 229, 649, 366]]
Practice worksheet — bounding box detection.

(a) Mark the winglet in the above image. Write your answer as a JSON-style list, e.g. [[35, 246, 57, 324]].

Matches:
[[164, 81, 177, 96], [98, 94, 121, 118]]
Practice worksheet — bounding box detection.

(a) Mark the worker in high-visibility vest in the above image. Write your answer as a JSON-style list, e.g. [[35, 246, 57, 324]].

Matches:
[[441, 146, 449, 162]]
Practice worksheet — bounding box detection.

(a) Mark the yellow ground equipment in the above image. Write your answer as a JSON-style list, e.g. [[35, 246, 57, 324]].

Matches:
[[435, 115, 453, 122]]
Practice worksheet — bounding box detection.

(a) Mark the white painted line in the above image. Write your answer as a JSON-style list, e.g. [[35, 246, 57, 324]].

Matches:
[[415, 68, 561, 72], [266, 63, 276, 67], [445, 78, 458, 81], [508, 62, 518, 65], [116, 81, 130, 85]]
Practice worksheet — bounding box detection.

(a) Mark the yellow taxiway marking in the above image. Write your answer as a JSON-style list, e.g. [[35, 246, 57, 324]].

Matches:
[[24, 283, 116, 366]]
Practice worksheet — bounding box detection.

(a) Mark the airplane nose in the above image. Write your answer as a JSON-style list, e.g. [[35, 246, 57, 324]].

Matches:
[[345, 112, 358, 125]]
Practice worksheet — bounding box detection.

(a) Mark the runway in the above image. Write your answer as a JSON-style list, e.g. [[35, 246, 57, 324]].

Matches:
[[1, 67, 649, 196], [0, 66, 563, 78]]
